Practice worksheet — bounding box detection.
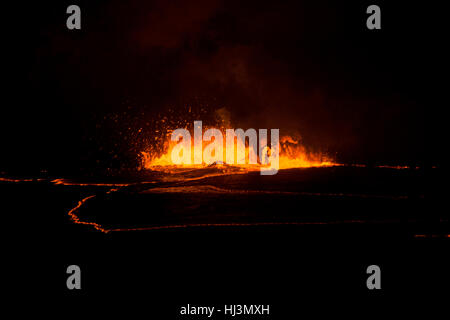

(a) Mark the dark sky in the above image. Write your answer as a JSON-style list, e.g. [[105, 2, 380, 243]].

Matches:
[[2, 0, 441, 174]]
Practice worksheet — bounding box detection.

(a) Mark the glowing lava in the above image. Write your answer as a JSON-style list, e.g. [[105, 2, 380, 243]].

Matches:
[[141, 128, 335, 171]]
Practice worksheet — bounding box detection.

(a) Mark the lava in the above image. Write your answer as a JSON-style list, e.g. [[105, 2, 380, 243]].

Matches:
[[141, 127, 335, 171], [67, 195, 108, 233]]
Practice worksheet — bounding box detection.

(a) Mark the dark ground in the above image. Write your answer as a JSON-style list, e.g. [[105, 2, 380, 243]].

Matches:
[[3, 166, 448, 316]]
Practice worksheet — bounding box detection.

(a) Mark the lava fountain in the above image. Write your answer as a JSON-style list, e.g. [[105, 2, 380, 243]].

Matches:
[[140, 118, 335, 172]]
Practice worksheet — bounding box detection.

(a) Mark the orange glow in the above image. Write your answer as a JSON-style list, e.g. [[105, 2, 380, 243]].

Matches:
[[67, 195, 109, 233], [140, 127, 335, 171]]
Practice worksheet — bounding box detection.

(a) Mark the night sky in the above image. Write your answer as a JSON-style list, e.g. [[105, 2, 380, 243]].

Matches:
[[3, 1, 440, 175]]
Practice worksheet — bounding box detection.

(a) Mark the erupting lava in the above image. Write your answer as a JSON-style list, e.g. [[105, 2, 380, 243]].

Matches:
[[140, 124, 335, 171]]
